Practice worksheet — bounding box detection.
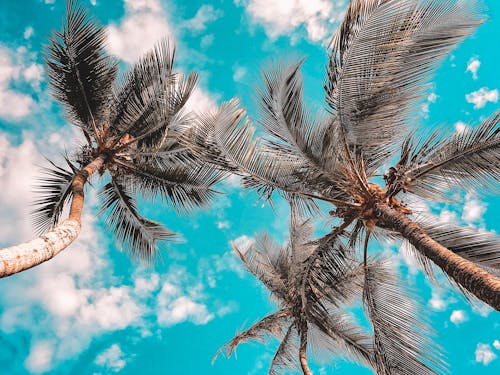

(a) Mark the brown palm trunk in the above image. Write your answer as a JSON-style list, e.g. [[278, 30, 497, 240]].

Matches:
[[374, 203, 500, 311], [0, 155, 106, 277], [299, 323, 313, 375]]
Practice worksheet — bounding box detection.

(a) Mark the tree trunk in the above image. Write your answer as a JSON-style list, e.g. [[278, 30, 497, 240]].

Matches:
[[0, 155, 106, 277], [374, 203, 500, 311], [299, 323, 313, 375]]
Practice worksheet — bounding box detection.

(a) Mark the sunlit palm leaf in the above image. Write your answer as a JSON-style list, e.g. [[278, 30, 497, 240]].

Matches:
[[44, 0, 117, 137], [398, 112, 500, 200], [363, 260, 447, 374], [32, 157, 78, 235], [99, 178, 174, 262], [326, 0, 483, 171]]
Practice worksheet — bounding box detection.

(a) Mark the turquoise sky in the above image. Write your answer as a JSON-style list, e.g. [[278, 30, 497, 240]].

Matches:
[[0, 0, 499, 374]]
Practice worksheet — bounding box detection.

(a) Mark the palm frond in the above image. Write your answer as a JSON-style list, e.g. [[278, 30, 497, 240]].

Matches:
[[214, 309, 291, 361], [257, 61, 330, 172], [397, 112, 500, 200], [232, 234, 289, 298], [307, 305, 374, 368], [363, 260, 447, 375], [269, 324, 300, 375], [110, 40, 198, 148], [326, 0, 483, 171], [114, 158, 223, 213], [414, 217, 500, 271], [44, 0, 117, 138], [31, 157, 78, 235], [99, 178, 174, 263]]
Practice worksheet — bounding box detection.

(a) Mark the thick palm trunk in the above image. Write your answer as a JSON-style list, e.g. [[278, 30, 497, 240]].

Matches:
[[0, 155, 106, 277], [299, 324, 313, 375], [374, 203, 500, 311]]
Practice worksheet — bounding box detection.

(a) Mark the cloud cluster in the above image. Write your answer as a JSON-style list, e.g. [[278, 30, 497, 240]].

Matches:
[[0, 133, 223, 374], [236, 0, 347, 43], [466, 58, 481, 80], [466, 87, 499, 109], [0, 46, 43, 121], [475, 343, 497, 366]]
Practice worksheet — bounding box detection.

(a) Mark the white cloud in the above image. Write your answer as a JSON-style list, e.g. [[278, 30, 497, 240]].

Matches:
[[454, 121, 469, 134], [183, 5, 223, 33], [185, 87, 217, 114], [24, 26, 34, 39], [428, 93, 438, 103], [106, 0, 172, 63], [233, 66, 248, 83], [200, 34, 215, 49], [25, 341, 54, 374], [158, 295, 213, 326], [450, 310, 468, 325], [466, 87, 499, 109], [44, 0, 55, 4], [467, 58, 480, 80], [95, 344, 127, 372], [0, 47, 35, 120], [475, 343, 497, 365], [428, 293, 448, 311], [217, 221, 230, 229], [232, 235, 255, 254], [462, 193, 487, 224], [493, 340, 500, 350], [237, 0, 346, 43]]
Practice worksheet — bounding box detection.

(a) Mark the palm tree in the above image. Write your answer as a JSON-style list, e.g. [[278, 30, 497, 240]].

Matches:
[[187, 0, 500, 311], [0, 0, 223, 277], [215, 213, 445, 374]]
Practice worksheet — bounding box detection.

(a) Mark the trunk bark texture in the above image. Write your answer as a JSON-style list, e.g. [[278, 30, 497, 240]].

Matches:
[[0, 155, 106, 277], [299, 324, 313, 375], [374, 203, 500, 311]]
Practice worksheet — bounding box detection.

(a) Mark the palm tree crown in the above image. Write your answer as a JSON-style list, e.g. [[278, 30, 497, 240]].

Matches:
[[187, 0, 500, 313], [216, 213, 445, 374], [0, 0, 223, 276]]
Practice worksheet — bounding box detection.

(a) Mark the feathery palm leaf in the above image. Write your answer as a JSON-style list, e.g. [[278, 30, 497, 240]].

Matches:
[[395, 112, 500, 200], [32, 157, 79, 235], [115, 158, 223, 213], [326, 0, 483, 171], [363, 260, 446, 374], [99, 179, 174, 262], [44, 0, 117, 139]]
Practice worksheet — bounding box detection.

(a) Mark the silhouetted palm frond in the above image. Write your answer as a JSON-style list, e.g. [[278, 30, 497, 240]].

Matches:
[[115, 158, 224, 213], [44, 0, 117, 139], [110, 40, 198, 149], [99, 179, 174, 262], [32, 157, 79, 235], [326, 0, 483, 171]]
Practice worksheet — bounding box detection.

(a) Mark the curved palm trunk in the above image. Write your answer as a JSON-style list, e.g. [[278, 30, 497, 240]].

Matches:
[[299, 324, 313, 375], [374, 203, 500, 311], [0, 155, 106, 278]]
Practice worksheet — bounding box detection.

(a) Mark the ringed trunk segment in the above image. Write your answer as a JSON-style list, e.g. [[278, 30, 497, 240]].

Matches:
[[374, 203, 500, 311], [0, 155, 106, 278]]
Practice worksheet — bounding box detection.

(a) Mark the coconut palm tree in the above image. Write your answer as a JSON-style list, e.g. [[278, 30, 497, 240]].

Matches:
[[187, 0, 500, 311], [0, 0, 223, 277], [215, 213, 445, 374]]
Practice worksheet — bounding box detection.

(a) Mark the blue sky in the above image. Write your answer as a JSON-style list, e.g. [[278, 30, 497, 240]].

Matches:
[[0, 0, 499, 374]]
